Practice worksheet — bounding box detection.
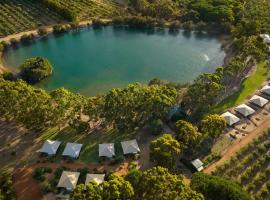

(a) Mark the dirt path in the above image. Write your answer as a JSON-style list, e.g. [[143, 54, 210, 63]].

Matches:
[[13, 161, 130, 200], [203, 115, 270, 173]]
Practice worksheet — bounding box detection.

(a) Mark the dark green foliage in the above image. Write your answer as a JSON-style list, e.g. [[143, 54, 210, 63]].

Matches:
[[0, 172, 16, 200], [33, 167, 52, 182], [0, 42, 7, 52], [44, 0, 78, 21], [191, 173, 251, 200], [181, 73, 224, 118], [188, 0, 243, 24], [129, 0, 178, 19], [53, 24, 68, 34], [103, 83, 177, 130], [19, 57, 53, 84], [1, 72, 16, 81], [149, 119, 163, 136]]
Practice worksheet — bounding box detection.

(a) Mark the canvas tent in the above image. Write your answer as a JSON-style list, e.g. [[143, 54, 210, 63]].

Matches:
[[62, 142, 83, 158], [250, 95, 269, 107], [261, 85, 270, 95], [191, 159, 204, 172], [85, 174, 105, 185], [99, 143, 115, 158], [121, 139, 140, 155], [235, 104, 255, 117], [39, 140, 61, 155], [221, 112, 240, 126], [57, 171, 80, 190]]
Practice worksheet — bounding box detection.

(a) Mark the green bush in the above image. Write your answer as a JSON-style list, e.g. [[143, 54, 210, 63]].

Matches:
[[37, 28, 48, 36], [19, 57, 53, 84], [33, 167, 52, 182], [53, 24, 67, 34], [149, 119, 163, 136], [191, 173, 251, 200]]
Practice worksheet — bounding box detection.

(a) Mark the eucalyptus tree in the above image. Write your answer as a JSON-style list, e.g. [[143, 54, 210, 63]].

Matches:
[[150, 134, 182, 168], [103, 83, 177, 130]]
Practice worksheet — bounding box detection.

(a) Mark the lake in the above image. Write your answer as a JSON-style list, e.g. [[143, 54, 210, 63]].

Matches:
[[4, 26, 225, 96]]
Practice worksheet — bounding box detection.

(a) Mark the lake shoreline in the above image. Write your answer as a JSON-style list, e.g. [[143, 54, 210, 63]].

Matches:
[[0, 24, 231, 79]]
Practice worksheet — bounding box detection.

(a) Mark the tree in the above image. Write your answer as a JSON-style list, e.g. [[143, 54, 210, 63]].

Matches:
[[150, 134, 181, 168], [191, 173, 251, 200], [137, 167, 204, 200], [103, 83, 177, 130], [19, 57, 53, 84], [101, 174, 135, 200], [175, 120, 201, 145], [181, 73, 224, 118], [0, 172, 15, 200], [70, 181, 102, 200], [200, 114, 226, 138]]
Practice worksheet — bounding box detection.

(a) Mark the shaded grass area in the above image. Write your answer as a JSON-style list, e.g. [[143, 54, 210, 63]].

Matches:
[[40, 127, 136, 164], [211, 62, 270, 114]]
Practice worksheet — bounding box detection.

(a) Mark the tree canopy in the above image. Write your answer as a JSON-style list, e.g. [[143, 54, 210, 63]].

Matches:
[[138, 167, 204, 200], [150, 134, 182, 168], [175, 120, 201, 145], [191, 173, 251, 200], [103, 83, 177, 130], [200, 114, 226, 138], [19, 57, 53, 84]]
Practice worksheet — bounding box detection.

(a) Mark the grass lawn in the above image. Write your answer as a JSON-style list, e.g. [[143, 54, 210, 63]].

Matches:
[[39, 127, 136, 164], [211, 62, 270, 114]]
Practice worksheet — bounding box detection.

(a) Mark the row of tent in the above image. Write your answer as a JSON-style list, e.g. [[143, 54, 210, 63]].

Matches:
[[39, 139, 140, 158], [221, 85, 270, 126], [57, 171, 105, 191]]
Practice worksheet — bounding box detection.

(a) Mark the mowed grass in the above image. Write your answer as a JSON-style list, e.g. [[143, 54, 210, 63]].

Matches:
[[40, 127, 136, 164], [211, 62, 270, 114]]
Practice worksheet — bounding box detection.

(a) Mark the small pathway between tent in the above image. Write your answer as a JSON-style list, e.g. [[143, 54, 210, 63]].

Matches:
[[13, 161, 130, 200], [203, 115, 270, 173]]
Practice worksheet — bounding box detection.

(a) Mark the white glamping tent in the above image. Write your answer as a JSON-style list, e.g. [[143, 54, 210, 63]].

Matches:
[[261, 85, 270, 95], [85, 174, 105, 185], [121, 139, 140, 155], [57, 171, 80, 191], [235, 104, 255, 117], [62, 142, 83, 158], [221, 112, 240, 126], [249, 95, 269, 107], [39, 140, 61, 155], [99, 143, 115, 158]]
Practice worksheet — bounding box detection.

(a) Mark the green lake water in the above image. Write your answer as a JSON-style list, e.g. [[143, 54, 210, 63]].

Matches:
[[4, 26, 225, 96]]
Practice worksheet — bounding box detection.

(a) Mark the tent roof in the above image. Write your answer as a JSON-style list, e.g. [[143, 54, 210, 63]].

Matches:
[[57, 171, 80, 189], [235, 104, 255, 117], [85, 174, 105, 185], [39, 140, 61, 155], [121, 139, 140, 155], [191, 159, 204, 171], [62, 143, 83, 158], [250, 95, 269, 107], [221, 112, 240, 126], [99, 143, 115, 157], [261, 85, 270, 95]]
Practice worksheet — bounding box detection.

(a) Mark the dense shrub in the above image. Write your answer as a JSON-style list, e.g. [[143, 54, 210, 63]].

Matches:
[[191, 173, 251, 200], [19, 57, 53, 84]]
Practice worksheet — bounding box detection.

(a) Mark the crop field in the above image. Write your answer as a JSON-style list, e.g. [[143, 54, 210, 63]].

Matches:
[[44, 0, 124, 20], [0, 0, 64, 37], [0, 0, 124, 37], [213, 129, 270, 200]]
